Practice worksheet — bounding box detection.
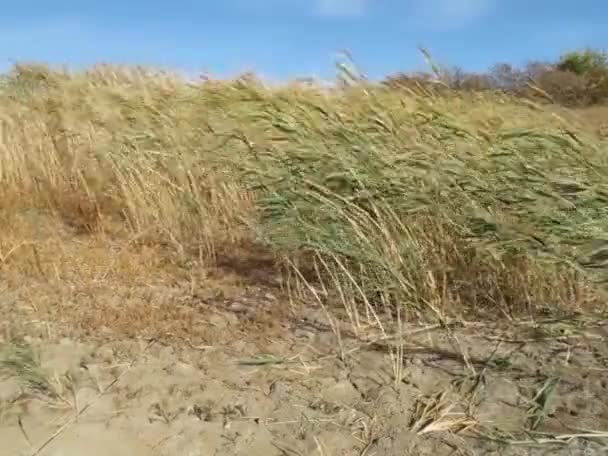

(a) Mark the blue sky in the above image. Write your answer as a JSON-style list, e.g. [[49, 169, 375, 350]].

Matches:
[[0, 1, 606, 81]]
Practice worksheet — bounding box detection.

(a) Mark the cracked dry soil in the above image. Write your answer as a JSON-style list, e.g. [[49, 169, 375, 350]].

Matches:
[[1, 301, 607, 456]]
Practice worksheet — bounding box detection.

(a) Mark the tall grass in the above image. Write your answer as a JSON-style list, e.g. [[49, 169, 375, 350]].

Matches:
[[0, 63, 606, 323]]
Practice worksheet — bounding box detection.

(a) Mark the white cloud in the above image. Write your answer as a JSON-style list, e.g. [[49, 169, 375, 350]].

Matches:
[[314, 0, 368, 16], [223, 0, 368, 17], [409, 0, 495, 30], [228, 0, 492, 23], [311, 0, 495, 24]]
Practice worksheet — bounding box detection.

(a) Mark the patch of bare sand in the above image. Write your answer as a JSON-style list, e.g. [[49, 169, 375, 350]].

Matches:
[[2, 310, 607, 456]]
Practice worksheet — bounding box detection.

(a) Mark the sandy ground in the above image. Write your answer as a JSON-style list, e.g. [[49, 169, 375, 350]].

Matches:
[[1, 301, 607, 456], [0, 215, 607, 455]]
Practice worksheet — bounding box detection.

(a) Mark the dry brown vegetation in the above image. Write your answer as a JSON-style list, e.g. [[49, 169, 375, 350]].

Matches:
[[0, 62, 607, 455], [385, 47, 608, 107], [2, 62, 607, 322]]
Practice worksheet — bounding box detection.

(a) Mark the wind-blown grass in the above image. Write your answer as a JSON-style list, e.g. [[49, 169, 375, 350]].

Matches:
[[0, 63, 606, 324]]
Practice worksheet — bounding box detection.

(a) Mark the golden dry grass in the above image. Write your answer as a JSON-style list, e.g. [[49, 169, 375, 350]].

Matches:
[[0, 63, 607, 343]]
